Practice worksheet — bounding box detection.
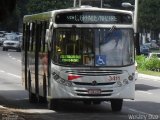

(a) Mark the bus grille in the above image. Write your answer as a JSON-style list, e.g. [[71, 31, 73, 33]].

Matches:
[[76, 94, 112, 96], [65, 69, 123, 76], [73, 82, 115, 86]]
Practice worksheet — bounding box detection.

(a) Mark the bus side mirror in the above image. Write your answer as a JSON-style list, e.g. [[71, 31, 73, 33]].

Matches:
[[45, 29, 49, 43], [45, 29, 51, 51]]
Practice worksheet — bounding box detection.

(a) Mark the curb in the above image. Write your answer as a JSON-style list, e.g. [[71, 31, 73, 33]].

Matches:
[[138, 73, 160, 80]]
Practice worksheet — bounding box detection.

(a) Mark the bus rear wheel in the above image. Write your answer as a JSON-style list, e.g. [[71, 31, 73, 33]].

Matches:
[[110, 99, 123, 112], [28, 71, 38, 103], [29, 92, 38, 103]]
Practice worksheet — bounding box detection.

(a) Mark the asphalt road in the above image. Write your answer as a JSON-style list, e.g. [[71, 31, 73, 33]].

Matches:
[[0, 47, 160, 120]]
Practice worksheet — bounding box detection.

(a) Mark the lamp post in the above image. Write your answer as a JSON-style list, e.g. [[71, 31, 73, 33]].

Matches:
[[134, 0, 140, 55]]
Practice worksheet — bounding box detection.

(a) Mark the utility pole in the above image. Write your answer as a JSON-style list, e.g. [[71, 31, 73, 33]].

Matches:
[[73, 0, 76, 7], [134, 0, 140, 55]]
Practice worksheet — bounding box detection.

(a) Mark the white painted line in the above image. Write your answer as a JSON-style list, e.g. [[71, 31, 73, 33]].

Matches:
[[0, 70, 5, 73], [141, 78, 160, 82], [7, 73, 21, 78], [7, 53, 21, 62], [104, 101, 149, 115], [128, 108, 149, 115], [136, 91, 153, 95], [152, 80, 160, 82], [17, 60, 21, 62]]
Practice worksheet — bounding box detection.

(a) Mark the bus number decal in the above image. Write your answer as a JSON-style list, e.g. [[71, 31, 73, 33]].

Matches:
[[107, 76, 120, 81]]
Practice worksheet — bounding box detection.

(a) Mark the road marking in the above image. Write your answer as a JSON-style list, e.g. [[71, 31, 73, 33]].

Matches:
[[141, 78, 160, 82], [0, 70, 5, 73], [7, 73, 21, 78], [136, 91, 153, 95], [7, 53, 21, 62], [128, 108, 149, 114], [104, 101, 150, 115], [152, 80, 160, 82], [17, 60, 21, 62], [0, 69, 21, 78]]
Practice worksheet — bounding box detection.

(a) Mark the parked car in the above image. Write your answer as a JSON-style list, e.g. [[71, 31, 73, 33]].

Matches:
[[2, 35, 22, 52], [148, 53, 160, 60], [0, 31, 7, 37], [140, 45, 150, 55], [0, 37, 7, 46], [0, 32, 17, 46], [150, 40, 159, 49]]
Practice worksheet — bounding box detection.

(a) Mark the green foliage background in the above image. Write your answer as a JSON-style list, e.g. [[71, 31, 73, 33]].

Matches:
[[27, 0, 72, 14], [136, 55, 160, 72]]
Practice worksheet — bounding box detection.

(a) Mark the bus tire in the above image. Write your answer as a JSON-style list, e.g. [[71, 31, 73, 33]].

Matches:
[[93, 100, 101, 105], [29, 92, 38, 103], [48, 99, 59, 110], [110, 99, 123, 112], [28, 71, 38, 103], [39, 96, 47, 103], [39, 74, 47, 103], [83, 100, 91, 105]]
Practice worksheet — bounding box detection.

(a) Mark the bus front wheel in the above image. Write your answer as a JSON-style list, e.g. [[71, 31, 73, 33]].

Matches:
[[48, 99, 59, 110], [28, 71, 38, 103], [110, 99, 123, 112]]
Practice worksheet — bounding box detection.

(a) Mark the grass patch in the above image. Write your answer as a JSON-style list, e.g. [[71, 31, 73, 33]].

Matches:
[[138, 69, 160, 77]]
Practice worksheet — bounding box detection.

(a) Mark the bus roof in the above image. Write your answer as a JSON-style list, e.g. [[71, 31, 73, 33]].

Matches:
[[23, 6, 133, 23]]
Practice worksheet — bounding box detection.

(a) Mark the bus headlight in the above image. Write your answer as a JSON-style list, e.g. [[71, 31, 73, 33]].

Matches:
[[128, 75, 133, 81], [123, 79, 129, 85]]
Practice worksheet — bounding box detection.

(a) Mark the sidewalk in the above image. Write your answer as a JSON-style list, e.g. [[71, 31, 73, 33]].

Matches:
[[138, 73, 160, 81]]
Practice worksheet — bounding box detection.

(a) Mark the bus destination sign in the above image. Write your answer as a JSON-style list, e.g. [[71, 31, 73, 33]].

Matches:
[[60, 55, 81, 63], [55, 11, 132, 24]]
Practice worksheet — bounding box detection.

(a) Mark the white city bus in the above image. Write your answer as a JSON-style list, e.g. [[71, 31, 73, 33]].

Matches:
[[22, 2, 137, 111]]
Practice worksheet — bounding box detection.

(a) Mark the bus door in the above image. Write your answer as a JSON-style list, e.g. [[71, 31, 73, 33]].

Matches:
[[38, 21, 49, 97]]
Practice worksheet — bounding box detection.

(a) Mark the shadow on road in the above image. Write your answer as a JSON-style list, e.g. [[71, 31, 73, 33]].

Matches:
[[136, 84, 160, 91], [0, 90, 160, 120]]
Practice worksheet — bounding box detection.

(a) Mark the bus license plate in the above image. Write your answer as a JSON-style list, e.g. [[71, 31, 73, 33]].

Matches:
[[88, 89, 101, 94]]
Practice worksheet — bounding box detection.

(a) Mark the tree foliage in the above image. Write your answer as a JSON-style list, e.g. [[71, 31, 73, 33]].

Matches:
[[138, 0, 160, 31], [27, 0, 72, 14], [0, 0, 160, 34]]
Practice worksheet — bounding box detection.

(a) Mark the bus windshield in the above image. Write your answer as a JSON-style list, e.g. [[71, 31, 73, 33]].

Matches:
[[52, 28, 134, 67]]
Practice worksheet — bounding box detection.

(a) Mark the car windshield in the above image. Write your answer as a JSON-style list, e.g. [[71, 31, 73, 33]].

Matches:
[[12, 37, 20, 41], [5, 35, 16, 40], [52, 28, 134, 67]]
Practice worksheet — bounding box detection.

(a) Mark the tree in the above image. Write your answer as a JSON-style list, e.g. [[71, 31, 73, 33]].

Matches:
[[0, 0, 28, 32], [27, 0, 72, 14], [138, 0, 160, 40]]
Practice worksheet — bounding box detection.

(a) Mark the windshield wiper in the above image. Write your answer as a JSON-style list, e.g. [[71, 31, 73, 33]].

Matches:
[[109, 25, 116, 33], [100, 25, 117, 45]]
